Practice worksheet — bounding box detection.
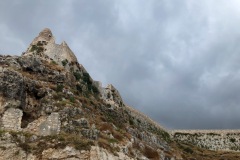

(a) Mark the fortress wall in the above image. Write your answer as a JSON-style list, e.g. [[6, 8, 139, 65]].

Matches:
[[171, 130, 240, 151]]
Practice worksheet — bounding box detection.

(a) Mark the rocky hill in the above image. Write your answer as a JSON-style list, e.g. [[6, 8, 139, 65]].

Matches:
[[0, 28, 240, 160]]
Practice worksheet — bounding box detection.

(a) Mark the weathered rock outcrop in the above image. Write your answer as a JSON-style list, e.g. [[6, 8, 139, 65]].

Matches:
[[100, 84, 124, 108]]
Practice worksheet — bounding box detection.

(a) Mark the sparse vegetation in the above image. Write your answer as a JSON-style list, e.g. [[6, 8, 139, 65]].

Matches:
[[73, 71, 81, 80], [76, 84, 82, 92], [61, 59, 68, 66], [69, 96, 75, 103], [73, 139, 94, 150], [56, 84, 64, 92], [92, 85, 99, 94], [129, 118, 134, 125], [51, 60, 58, 65], [183, 146, 194, 154], [144, 145, 160, 159], [30, 44, 44, 53], [230, 138, 236, 143], [82, 72, 91, 83]]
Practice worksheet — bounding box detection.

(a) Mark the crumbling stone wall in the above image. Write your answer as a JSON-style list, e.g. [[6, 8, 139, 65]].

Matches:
[[171, 130, 240, 151], [39, 112, 61, 136], [2, 108, 23, 131], [23, 28, 78, 65], [0, 107, 61, 136]]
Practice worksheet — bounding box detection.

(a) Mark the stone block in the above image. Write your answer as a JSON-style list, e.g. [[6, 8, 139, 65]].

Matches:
[[39, 112, 60, 136], [2, 108, 23, 131]]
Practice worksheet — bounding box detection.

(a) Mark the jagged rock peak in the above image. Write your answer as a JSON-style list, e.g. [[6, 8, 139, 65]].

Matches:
[[61, 41, 68, 46], [33, 28, 55, 43]]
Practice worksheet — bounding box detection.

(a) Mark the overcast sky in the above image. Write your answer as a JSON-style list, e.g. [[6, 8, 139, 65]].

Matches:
[[1, 0, 240, 129]]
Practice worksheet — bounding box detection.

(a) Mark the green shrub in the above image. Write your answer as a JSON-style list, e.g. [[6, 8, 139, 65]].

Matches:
[[107, 93, 111, 98], [76, 84, 82, 92], [0, 130, 5, 138], [19, 143, 31, 153], [74, 72, 81, 81], [129, 118, 134, 125], [73, 140, 93, 150], [51, 60, 58, 65], [183, 147, 193, 154], [56, 84, 64, 92], [69, 96, 75, 103], [82, 72, 92, 84], [92, 86, 99, 94], [30, 45, 38, 52], [230, 138, 236, 143], [108, 138, 118, 143], [30, 44, 44, 53], [61, 59, 68, 66]]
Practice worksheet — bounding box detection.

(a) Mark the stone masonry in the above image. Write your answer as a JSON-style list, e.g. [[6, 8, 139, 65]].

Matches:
[[23, 28, 78, 65], [39, 112, 61, 136], [2, 108, 23, 131], [171, 130, 240, 151]]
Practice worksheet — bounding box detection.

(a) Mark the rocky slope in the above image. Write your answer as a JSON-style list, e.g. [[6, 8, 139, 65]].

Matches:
[[0, 28, 240, 160]]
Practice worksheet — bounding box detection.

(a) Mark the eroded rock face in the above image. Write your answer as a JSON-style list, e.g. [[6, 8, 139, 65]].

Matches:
[[42, 146, 86, 160], [41, 146, 135, 160], [0, 132, 36, 160], [0, 131, 135, 160], [73, 118, 89, 128], [100, 84, 124, 108], [81, 124, 99, 140], [0, 68, 25, 108], [89, 146, 134, 160]]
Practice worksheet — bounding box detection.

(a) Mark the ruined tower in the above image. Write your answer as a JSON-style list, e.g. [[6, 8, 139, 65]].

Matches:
[[23, 28, 78, 64]]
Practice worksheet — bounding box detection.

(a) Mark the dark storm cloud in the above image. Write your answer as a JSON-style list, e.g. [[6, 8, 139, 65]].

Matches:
[[1, 0, 240, 129]]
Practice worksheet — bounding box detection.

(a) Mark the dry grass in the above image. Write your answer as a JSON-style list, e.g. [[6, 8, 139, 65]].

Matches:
[[173, 142, 240, 160], [100, 123, 113, 132], [41, 60, 64, 72], [144, 145, 160, 160], [19, 70, 36, 79], [99, 123, 124, 142], [98, 137, 112, 151], [112, 130, 124, 141]]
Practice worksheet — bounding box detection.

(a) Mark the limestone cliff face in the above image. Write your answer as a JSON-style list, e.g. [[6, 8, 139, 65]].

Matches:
[[1, 28, 240, 160]]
